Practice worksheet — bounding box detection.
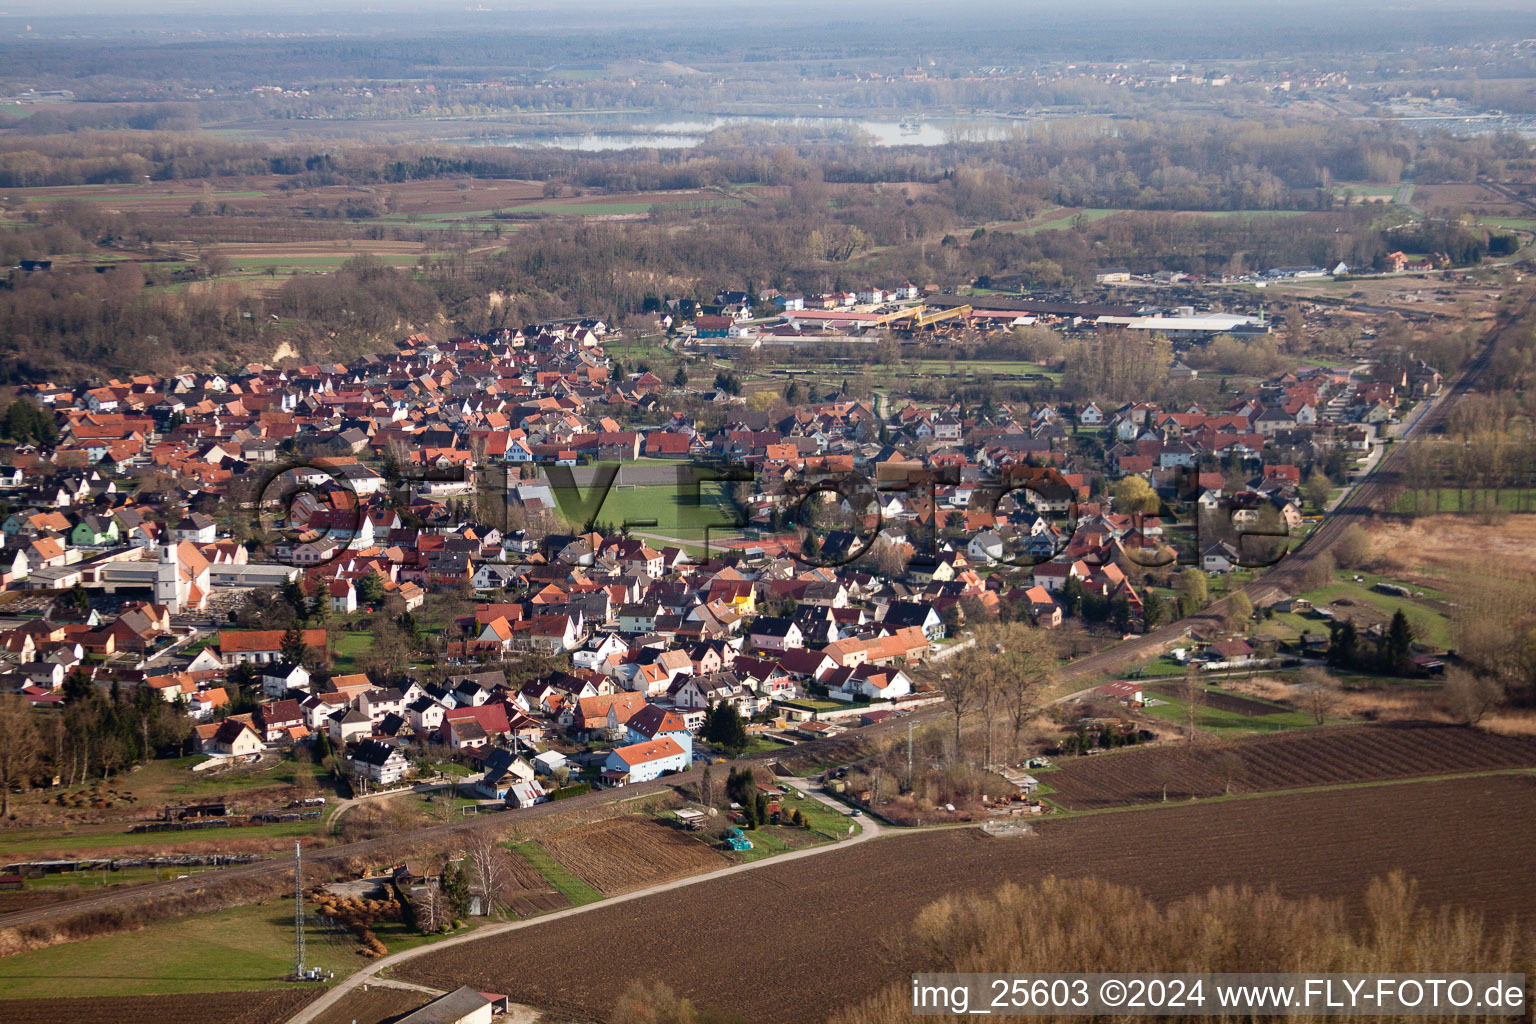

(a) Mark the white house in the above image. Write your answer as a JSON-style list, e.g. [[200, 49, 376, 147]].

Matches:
[[1201, 542, 1240, 573], [172, 514, 218, 544], [748, 616, 802, 652], [602, 736, 689, 785], [1032, 559, 1087, 593], [261, 661, 311, 699], [407, 695, 446, 731], [207, 718, 263, 757], [967, 530, 1005, 563], [475, 747, 536, 800], [328, 706, 373, 745], [572, 632, 629, 672], [328, 579, 357, 615], [351, 738, 410, 786]]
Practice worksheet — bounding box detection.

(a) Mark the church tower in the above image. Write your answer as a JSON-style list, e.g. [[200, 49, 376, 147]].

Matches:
[[154, 544, 182, 614]]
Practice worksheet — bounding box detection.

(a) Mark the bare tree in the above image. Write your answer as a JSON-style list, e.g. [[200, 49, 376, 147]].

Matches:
[[1151, 759, 1176, 803], [937, 662, 981, 763], [467, 836, 510, 916], [872, 540, 909, 580], [1212, 745, 1246, 796], [1441, 668, 1505, 726], [977, 655, 999, 768], [1295, 667, 1340, 725], [1177, 664, 1205, 745], [0, 695, 41, 818], [415, 881, 450, 933], [1332, 523, 1372, 569], [1001, 627, 1056, 762], [1298, 549, 1336, 591]]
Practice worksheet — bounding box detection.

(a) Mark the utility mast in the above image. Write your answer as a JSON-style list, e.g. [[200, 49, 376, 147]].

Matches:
[[292, 840, 305, 979]]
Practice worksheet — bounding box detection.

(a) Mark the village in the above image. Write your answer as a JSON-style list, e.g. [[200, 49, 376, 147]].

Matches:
[[0, 275, 1462, 831]]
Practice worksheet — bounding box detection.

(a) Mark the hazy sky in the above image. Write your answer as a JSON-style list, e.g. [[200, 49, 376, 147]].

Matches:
[[0, 0, 1531, 57], [0, 0, 1531, 25]]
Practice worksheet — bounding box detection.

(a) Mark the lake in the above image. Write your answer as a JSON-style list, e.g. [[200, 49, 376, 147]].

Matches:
[[459, 113, 1029, 151]]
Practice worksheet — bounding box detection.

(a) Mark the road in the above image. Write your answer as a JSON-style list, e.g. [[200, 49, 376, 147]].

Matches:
[[288, 781, 881, 1024], [0, 309, 1503, 935]]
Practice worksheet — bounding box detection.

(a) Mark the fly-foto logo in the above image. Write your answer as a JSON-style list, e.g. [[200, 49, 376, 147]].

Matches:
[[245, 458, 1293, 574]]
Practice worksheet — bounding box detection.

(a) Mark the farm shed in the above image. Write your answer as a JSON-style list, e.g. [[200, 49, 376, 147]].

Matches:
[[993, 768, 1041, 796], [1095, 681, 1144, 706], [675, 808, 709, 830]]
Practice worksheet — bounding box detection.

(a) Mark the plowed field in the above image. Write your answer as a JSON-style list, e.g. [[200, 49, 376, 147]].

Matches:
[[1045, 723, 1536, 809], [539, 815, 728, 894], [392, 775, 1536, 1024], [0, 989, 316, 1024], [1151, 685, 1287, 717], [310, 985, 429, 1024], [496, 843, 571, 917]]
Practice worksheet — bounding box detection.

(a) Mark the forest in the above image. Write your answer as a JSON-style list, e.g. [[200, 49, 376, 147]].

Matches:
[[1, 118, 1526, 196]]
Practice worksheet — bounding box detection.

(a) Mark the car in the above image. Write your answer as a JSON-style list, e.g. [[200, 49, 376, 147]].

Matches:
[[847, 808, 862, 817]]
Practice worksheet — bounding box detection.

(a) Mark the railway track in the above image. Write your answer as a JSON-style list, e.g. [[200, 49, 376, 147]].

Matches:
[[0, 311, 1508, 935]]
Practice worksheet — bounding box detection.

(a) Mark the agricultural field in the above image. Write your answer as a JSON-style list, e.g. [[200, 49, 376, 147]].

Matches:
[[0, 898, 404, 999], [0, 865, 223, 917], [0, 755, 332, 859], [1413, 182, 1532, 218], [1138, 682, 1323, 736], [0, 989, 317, 1024], [492, 842, 576, 917], [534, 815, 729, 895], [1325, 182, 1402, 204], [1364, 513, 1536, 582], [4, 175, 544, 218], [1390, 488, 1536, 515], [390, 775, 1536, 1024], [0, 818, 324, 858], [8, 754, 325, 823], [1041, 723, 1536, 810], [507, 840, 602, 907], [310, 986, 430, 1024]]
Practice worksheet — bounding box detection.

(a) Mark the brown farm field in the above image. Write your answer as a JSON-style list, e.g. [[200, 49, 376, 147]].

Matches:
[[5, 175, 544, 217], [0, 989, 316, 1024], [1043, 723, 1536, 810], [390, 775, 1536, 1024], [1414, 182, 1531, 218], [538, 814, 729, 895], [1366, 513, 1536, 581], [495, 843, 573, 918], [309, 985, 429, 1024]]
